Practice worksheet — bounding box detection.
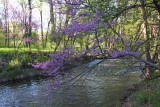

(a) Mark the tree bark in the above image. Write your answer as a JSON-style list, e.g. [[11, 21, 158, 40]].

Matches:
[[40, 10, 44, 48], [44, 20, 51, 48], [140, 0, 152, 77], [49, 0, 55, 38], [28, 0, 32, 48]]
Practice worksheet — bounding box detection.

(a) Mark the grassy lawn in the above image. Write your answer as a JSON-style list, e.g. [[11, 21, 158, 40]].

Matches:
[[0, 47, 53, 54]]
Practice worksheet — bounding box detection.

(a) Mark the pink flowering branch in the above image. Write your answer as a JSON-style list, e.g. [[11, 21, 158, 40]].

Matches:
[[21, 37, 32, 43], [60, 8, 101, 36], [32, 46, 76, 76], [109, 50, 141, 58]]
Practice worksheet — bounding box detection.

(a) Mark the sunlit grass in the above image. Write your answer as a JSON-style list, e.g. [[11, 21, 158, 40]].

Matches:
[[0, 47, 53, 53]]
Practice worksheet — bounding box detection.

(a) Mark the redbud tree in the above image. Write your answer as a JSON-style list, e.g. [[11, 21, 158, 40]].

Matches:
[[33, 0, 160, 82]]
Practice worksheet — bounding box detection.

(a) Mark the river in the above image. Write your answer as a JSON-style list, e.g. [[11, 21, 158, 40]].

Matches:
[[0, 59, 142, 107]]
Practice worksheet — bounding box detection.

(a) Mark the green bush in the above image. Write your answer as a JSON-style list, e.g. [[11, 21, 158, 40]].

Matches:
[[8, 59, 20, 69], [9, 59, 19, 66], [19, 53, 34, 65], [0, 69, 21, 78], [135, 91, 149, 104], [35, 53, 49, 62]]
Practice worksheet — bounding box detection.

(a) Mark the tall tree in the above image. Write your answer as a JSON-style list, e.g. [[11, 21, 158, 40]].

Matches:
[[36, 0, 44, 48], [2, 0, 9, 47], [28, 0, 32, 48], [49, 0, 55, 38]]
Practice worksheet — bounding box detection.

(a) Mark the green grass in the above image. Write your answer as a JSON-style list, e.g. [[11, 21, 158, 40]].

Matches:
[[132, 77, 160, 107], [0, 47, 53, 53]]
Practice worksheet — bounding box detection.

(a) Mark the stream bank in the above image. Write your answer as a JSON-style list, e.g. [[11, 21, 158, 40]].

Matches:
[[122, 77, 160, 107], [0, 54, 92, 84]]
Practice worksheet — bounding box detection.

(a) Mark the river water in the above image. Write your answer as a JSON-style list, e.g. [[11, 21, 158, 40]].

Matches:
[[0, 59, 142, 107]]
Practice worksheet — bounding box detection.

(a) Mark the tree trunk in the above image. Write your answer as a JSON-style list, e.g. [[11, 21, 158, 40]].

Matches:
[[7, 21, 9, 47], [44, 20, 51, 48], [40, 10, 44, 48], [150, 16, 159, 64], [28, 0, 32, 48], [49, 0, 55, 38], [85, 35, 90, 55], [13, 23, 16, 48], [140, 0, 152, 77], [3, 0, 9, 47]]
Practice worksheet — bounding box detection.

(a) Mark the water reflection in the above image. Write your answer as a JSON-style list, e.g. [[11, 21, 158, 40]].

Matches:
[[0, 59, 142, 107]]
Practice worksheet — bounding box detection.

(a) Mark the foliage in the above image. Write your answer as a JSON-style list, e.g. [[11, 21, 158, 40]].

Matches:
[[8, 59, 20, 69], [133, 78, 160, 107]]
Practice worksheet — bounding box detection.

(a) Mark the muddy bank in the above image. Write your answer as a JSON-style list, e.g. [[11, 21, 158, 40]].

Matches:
[[121, 84, 139, 107]]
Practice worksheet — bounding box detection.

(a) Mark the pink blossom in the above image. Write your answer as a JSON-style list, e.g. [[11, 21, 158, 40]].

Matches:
[[110, 50, 141, 58], [21, 37, 32, 43]]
